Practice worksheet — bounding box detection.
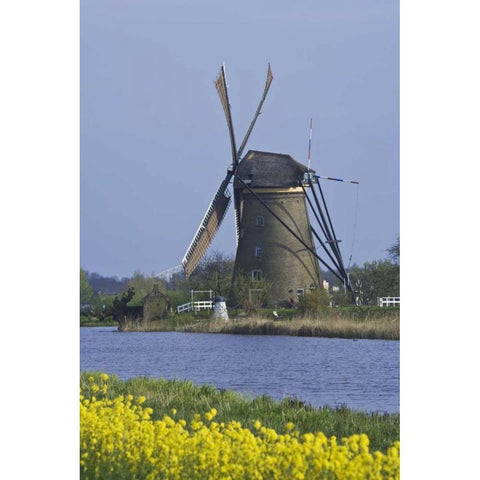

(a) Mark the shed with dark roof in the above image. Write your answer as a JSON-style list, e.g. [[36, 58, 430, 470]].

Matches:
[[142, 284, 171, 322]]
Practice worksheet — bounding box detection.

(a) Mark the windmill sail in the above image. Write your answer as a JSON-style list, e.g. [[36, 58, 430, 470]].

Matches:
[[233, 63, 274, 242], [182, 176, 232, 278], [214, 63, 274, 243], [237, 63, 273, 158], [214, 65, 241, 243], [183, 63, 274, 275], [214, 65, 238, 167]]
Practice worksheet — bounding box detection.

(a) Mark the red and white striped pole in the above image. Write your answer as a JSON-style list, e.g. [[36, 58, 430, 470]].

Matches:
[[307, 117, 313, 171]]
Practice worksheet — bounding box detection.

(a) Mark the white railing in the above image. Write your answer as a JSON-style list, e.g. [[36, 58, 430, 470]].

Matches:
[[193, 300, 214, 311], [176, 300, 214, 314], [378, 297, 400, 307], [176, 302, 192, 314]]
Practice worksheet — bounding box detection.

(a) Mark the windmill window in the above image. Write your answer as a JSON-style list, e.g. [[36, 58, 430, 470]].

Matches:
[[297, 288, 305, 297], [255, 246, 262, 258], [251, 270, 262, 281], [255, 215, 264, 226]]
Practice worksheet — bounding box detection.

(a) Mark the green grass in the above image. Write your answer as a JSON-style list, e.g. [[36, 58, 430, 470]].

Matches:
[[80, 315, 117, 327], [81, 372, 399, 453]]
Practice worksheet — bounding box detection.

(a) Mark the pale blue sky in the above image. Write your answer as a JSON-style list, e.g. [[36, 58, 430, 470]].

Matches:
[[81, 0, 399, 277]]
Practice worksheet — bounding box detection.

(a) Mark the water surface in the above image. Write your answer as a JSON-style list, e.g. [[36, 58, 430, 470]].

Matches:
[[80, 327, 399, 413]]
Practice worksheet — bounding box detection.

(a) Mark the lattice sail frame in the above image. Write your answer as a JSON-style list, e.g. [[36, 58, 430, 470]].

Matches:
[[181, 180, 232, 278]]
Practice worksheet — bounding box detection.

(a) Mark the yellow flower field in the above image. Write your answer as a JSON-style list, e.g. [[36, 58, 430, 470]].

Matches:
[[80, 376, 399, 479]]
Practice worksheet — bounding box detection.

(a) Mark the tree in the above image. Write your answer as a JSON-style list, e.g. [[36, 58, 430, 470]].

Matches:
[[124, 272, 165, 306], [111, 287, 136, 326], [386, 237, 400, 264], [86, 271, 128, 295], [348, 260, 399, 305], [183, 251, 235, 297], [231, 272, 271, 313], [298, 289, 330, 316], [329, 289, 351, 307], [88, 293, 116, 321], [80, 268, 94, 305]]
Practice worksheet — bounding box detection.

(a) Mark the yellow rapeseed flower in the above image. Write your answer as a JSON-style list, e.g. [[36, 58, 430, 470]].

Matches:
[[80, 389, 400, 479]]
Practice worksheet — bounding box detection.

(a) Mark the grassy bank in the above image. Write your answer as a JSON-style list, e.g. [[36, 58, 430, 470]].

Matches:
[[81, 372, 399, 453], [80, 316, 117, 327], [119, 308, 399, 340]]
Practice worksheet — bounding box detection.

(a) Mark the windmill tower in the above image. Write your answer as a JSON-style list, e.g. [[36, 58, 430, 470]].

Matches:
[[182, 64, 353, 306], [232, 151, 321, 304]]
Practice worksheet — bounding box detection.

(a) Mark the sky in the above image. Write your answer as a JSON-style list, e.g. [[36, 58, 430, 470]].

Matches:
[[80, 0, 399, 278]]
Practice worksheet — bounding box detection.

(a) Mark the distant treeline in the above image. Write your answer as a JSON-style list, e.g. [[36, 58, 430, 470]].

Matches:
[[83, 268, 340, 298], [81, 237, 399, 322], [85, 272, 130, 295]]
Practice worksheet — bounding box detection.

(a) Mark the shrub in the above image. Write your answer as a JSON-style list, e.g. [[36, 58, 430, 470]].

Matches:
[[298, 289, 330, 316], [231, 272, 271, 313]]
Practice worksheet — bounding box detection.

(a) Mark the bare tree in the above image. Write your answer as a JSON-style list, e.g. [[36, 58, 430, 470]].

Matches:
[[186, 251, 235, 297], [386, 237, 400, 264], [231, 272, 271, 313]]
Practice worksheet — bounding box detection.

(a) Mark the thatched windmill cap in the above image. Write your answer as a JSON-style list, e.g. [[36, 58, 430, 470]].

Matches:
[[234, 150, 314, 189]]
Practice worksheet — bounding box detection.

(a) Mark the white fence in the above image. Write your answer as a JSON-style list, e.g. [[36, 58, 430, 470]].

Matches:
[[176, 300, 214, 314], [378, 297, 400, 307]]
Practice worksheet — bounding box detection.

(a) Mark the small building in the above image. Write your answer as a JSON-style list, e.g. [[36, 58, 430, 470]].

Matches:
[[142, 284, 170, 322]]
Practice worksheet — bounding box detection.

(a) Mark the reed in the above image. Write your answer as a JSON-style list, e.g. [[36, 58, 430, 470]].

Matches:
[[188, 314, 399, 340], [120, 310, 399, 340], [80, 372, 399, 453]]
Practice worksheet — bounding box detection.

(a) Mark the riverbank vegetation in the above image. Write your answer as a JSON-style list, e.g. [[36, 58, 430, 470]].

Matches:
[[81, 372, 399, 457], [186, 313, 398, 339], [117, 308, 399, 340], [81, 378, 400, 479], [80, 239, 400, 339], [81, 377, 399, 479], [80, 315, 116, 327]]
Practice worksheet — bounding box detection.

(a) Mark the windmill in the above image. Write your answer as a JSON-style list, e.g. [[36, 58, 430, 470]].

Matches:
[[182, 64, 354, 305]]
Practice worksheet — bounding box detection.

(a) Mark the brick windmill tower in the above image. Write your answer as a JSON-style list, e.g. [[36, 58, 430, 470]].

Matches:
[[232, 150, 321, 304], [182, 64, 352, 305]]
